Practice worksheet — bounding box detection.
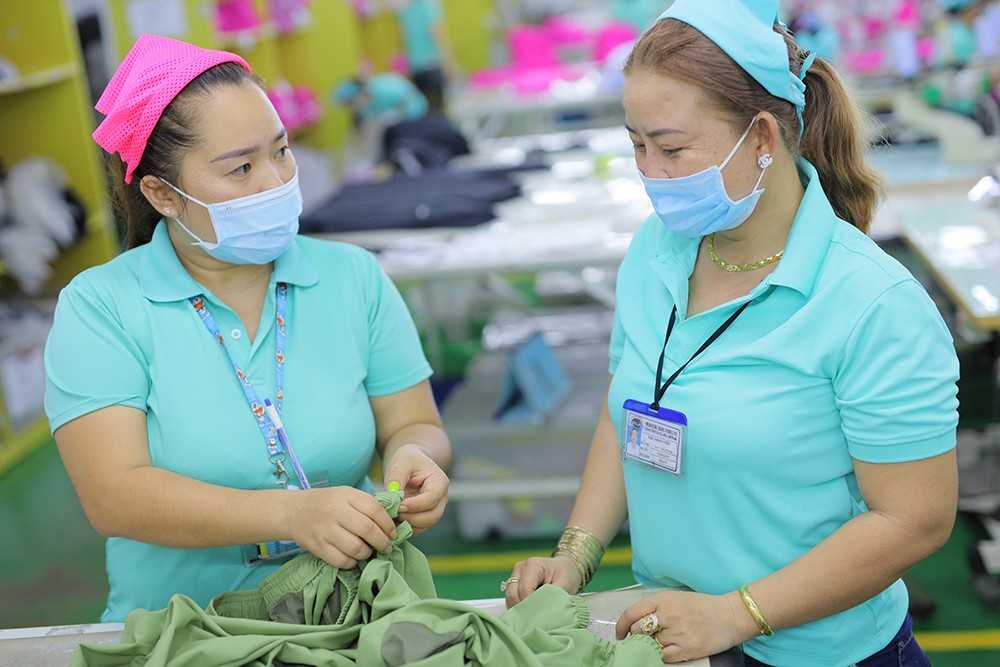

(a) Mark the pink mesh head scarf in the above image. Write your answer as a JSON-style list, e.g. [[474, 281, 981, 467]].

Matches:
[[92, 34, 251, 183]]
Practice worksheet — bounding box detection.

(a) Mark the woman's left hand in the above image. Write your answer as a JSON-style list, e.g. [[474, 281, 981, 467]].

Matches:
[[384, 444, 449, 534], [616, 590, 756, 664]]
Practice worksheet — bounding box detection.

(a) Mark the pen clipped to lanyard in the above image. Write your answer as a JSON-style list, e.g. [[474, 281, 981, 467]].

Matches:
[[263, 398, 310, 490]]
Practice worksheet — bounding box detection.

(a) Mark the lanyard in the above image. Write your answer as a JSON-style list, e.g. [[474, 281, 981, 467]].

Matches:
[[190, 283, 292, 486], [650, 301, 752, 411]]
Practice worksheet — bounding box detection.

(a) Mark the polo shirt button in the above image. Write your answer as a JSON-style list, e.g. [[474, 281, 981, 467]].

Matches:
[[231, 329, 242, 340]]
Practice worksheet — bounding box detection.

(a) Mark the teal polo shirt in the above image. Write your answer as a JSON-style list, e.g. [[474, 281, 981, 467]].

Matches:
[[397, 0, 443, 73], [608, 161, 959, 666], [362, 73, 429, 123], [44, 223, 432, 622]]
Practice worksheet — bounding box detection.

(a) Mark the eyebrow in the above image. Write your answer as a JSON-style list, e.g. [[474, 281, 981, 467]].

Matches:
[[625, 124, 685, 138], [210, 128, 288, 163]]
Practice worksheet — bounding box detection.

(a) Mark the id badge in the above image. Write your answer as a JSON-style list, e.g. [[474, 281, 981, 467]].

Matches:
[[621, 399, 687, 475], [242, 473, 330, 566]]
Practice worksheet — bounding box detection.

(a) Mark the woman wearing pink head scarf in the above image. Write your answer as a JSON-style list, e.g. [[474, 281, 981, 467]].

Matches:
[[44, 35, 452, 622]]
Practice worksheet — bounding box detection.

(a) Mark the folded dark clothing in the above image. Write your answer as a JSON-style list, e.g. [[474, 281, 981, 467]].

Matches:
[[301, 171, 519, 233], [383, 113, 470, 170]]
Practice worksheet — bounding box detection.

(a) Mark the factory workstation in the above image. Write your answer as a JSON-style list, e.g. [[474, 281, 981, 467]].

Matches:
[[5, 0, 1000, 665]]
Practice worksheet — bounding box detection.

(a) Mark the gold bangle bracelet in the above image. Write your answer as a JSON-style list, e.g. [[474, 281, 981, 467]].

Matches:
[[554, 543, 595, 581], [553, 526, 605, 589], [553, 550, 590, 590], [739, 586, 774, 637], [556, 528, 604, 562], [560, 526, 605, 556]]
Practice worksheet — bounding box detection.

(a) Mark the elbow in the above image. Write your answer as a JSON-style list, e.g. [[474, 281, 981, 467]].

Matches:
[[79, 494, 128, 539], [439, 440, 454, 473], [875, 507, 955, 565], [926, 512, 957, 554], [910, 511, 956, 561], [82, 505, 118, 538]]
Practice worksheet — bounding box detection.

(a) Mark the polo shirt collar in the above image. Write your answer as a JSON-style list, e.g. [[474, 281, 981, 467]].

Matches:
[[648, 158, 839, 308], [140, 221, 319, 303], [766, 159, 838, 298]]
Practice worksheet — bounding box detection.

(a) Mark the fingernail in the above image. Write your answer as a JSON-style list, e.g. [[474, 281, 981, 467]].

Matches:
[[399, 505, 409, 513], [390, 529, 398, 539]]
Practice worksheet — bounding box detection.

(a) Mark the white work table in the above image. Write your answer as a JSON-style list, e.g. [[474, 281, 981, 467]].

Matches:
[[0, 587, 742, 666]]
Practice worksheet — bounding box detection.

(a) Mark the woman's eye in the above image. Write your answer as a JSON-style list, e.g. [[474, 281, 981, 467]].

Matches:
[[662, 148, 682, 157], [632, 144, 645, 152], [277, 145, 291, 158], [230, 163, 251, 176]]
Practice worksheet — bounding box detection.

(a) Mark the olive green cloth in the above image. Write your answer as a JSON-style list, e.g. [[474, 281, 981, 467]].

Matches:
[[73, 491, 662, 666]]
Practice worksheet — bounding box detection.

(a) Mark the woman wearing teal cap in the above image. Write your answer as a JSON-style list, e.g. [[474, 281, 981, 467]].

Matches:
[[505, 1, 956, 665], [47, 35, 451, 622]]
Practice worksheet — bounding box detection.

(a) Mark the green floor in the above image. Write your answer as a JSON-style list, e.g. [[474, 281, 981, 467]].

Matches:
[[3, 443, 1000, 664]]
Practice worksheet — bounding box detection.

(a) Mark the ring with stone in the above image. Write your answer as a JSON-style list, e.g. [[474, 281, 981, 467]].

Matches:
[[500, 577, 520, 593], [639, 612, 663, 636]]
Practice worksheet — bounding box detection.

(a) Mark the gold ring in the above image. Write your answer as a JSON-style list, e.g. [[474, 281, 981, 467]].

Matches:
[[500, 577, 520, 593], [639, 612, 662, 636]]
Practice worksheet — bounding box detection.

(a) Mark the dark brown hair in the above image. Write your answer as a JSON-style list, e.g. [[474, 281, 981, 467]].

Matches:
[[625, 19, 882, 233], [109, 62, 262, 249]]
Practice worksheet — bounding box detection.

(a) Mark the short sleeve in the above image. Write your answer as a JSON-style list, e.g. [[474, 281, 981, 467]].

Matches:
[[834, 280, 959, 463], [44, 282, 150, 433], [362, 256, 433, 396]]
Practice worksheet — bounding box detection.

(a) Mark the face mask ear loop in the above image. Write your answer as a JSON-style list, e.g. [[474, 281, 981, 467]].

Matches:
[[719, 118, 760, 172], [160, 178, 211, 208], [160, 178, 217, 248], [169, 215, 209, 247], [751, 157, 771, 192]]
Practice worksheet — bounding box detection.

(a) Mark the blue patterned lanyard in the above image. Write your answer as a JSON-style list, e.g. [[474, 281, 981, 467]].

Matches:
[[190, 283, 291, 486]]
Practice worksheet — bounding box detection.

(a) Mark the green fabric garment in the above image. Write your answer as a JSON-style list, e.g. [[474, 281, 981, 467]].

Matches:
[[206, 493, 434, 626], [364, 585, 663, 667], [74, 491, 662, 667]]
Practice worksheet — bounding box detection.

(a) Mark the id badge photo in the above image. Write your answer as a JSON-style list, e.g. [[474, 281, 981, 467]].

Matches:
[[622, 399, 687, 476]]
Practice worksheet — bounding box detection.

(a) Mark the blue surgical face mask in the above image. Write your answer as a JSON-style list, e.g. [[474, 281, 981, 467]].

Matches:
[[163, 169, 302, 265], [640, 120, 771, 238]]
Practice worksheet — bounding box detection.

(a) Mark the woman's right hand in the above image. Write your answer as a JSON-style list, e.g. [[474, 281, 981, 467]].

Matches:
[[504, 555, 584, 608], [283, 487, 397, 569]]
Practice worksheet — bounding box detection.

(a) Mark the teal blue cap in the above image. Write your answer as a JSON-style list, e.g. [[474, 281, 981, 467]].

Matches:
[[659, 0, 815, 134], [334, 80, 362, 104]]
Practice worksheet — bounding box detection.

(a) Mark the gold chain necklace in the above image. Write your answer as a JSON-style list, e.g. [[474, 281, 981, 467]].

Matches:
[[707, 234, 784, 273]]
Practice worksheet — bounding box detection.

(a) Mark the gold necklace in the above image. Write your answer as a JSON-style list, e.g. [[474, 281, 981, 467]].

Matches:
[[707, 234, 784, 273]]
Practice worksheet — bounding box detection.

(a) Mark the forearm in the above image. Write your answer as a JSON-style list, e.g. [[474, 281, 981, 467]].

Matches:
[[382, 422, 452, 472], [96, 466, 293, 548], [566, 409, 628, 547], [737, 509, 952, 639]]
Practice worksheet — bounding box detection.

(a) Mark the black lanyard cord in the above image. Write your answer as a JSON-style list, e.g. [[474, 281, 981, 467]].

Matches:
[[650, 300, 753, 411]]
